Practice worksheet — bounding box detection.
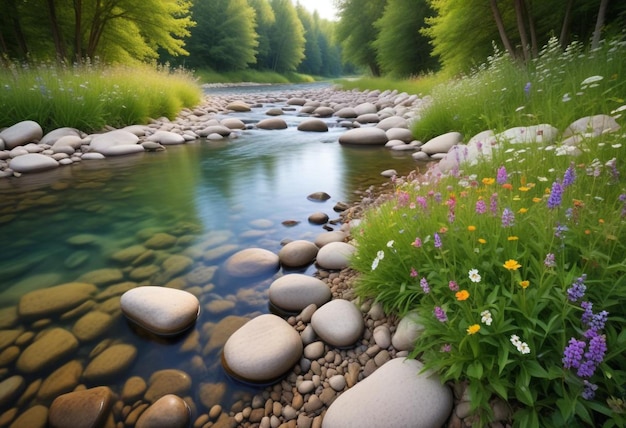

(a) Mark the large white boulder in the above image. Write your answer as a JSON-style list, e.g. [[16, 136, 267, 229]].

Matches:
[[311, 299, 363, 347], [9, 153, 59, 173], [269, 274, 331, 312], [0, 120, 43, 149], [338, 128, 388, 146]]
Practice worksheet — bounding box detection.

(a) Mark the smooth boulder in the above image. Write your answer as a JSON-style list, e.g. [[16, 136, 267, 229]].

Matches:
[[48, 386, 114, 428], [420, 132, 462, 155], [0, 120, 43, 149], [338, 127, 388, 146], [316, 242, 356, 270], [269, 274, 331, 312], [9, 153, 59, 173], [257, 118, 288, 130], [278, 240, 319, 268], [297, 119, 328, 132], [322, 358, 453, 428], [311, 299, 363, 347], [222, 248, 279, 279], [136, 394, 191, 428]]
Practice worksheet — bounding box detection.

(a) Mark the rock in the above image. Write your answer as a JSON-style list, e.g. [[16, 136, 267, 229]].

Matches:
[[146, 131, 185, 145], [8, 404, 48, 428], [386, 127, 413, 143], [287, 97, 307, 106], [338, 127, 388, 146], [16, 328, 79, 373], [412, 151, 430, 161], [314, 231, 347, 248], [220, 118, 246, 130], [308, 212, 329, 225], [0, 329, 22, 351], [322, 358, 453, 428], [89, 130, 143, 156], [257, 118, 288, 130], [144, 232, 177, 249], [269, 274, 331, 312], [9, 153, 59, 173], [377, 116, 408, 131], [77, 268, 123, 286], [136, 394, 191, 428], [380, 169, 397, 178], [40, 127, 81, 146], [328, 375, 346, 392], [313, 107, 334, 118], [334, 107, 357, 118], [222, 314, 303, 383], [199, 382, 227, 409], [562, 114, 620, 138], [307, 191, 331, 202], [72, 311, 113, 341], [48, 386, 114, 428], [311, 299, 364, 347], [373, 325, 392, 349], [202, 315, 249, 355], [197, 125, 232, 137], [145, 369, 192, 403], [82, 344, 137, 382], [265, 108, 284, 116], [355, 113, 380, 124], [297, 119, 328, 132], [227, 101, 252, 112], [391, 311, 424, 351], [161, 254, 194, 279], [0, 375, 24, 408], [222, 248, 279, 279], [0, 120, 43, 149], [316, 242, 356, 270], [353, 102, 377, 116], [120, 286, 200, 336], [37, 360, 83, 400], [421, 132, 462, 155], [122, 376, 147, 402], [304, 341, 325, 360], [278, 240, 319, 268], [82, 152, 105, 160]]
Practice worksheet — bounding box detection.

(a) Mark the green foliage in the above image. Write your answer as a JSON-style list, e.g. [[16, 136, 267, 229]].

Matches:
[[413, 37, 626, 141], [267, 0, 306, 72], [0, 62, 202, 133], [335, 73, 449, 97], [194, 68, 315, 85], [248, 0, 277, 70]]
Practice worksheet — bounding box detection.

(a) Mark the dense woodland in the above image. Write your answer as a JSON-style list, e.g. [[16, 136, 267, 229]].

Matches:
[[0, 0, 625, 77]]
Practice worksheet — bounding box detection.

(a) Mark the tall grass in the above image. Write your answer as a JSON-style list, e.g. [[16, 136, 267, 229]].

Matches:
[[413, 37, 626, 140], [335, 72, 448, 97], [0, 61, 202, 133], [195, 68, 317, 85]]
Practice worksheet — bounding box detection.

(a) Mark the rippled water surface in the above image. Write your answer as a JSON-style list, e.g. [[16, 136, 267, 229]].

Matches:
[[0, 83, 420, 417]]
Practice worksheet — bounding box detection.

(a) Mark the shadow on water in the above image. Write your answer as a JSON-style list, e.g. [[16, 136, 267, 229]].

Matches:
[[0, 86, 422, 417]]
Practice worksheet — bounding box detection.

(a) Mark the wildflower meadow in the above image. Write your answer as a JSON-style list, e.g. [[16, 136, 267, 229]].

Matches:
[[351, 38, 626, 427]]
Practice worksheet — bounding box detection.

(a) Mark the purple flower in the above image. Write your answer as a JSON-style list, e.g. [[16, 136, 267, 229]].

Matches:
[[490, 193, 498, 215], [581, 301, 594, 326], [448, 281, 459, 291], [577, 359, 597, 378], [410, 267, 418, 278], [567, 274, 587, 302], [448, 211, 455, 223], [441, 344, 452, 352], [547, 181, 564, 209], [554, 222, 568, 239], [589, 310, 608, 332], [416, 196, 428, 210], [585, 334, 607, 364], [434, 192, 442, 203], [397, 191, 410, 206], [434, 306, 448, 322], [563, 163, 576, 187], [434, 233, 442, 248], [582, 381, 598, 400], [475, 199, 487, 214], [501, 208, 515, 227], [420, 277, 430, 294], [563, 338, 586, 369], [496, 166, 508, 185], [620, 194, 626, 217], [524, 82, 531, 96], [412, 237, 422, 248], [544, 253, 556, 268]]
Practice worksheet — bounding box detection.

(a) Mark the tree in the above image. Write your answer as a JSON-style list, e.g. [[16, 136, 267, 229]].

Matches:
[[248, 0, 276, 70], [267, 0, 305, 72], [373, 0, 437, 77], [186, 0, 258, 70], [296, 5, 322, 75], [335, 0, 387, 76]]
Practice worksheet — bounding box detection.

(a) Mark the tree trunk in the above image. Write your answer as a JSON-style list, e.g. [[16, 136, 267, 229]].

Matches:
[[73, 0, 83, 61], [514, 0, 530, 63], [591, 0, 610, 49], [525, 0, 538, 57], [559, 0, 574, 49], [8, 0, 28, 57], [489, 0, 517, 60], [47, 0, 67, 61]]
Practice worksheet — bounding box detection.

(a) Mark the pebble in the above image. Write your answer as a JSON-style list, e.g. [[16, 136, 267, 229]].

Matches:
[[136, 394, 191, 428], [48, 386, 114, 428]]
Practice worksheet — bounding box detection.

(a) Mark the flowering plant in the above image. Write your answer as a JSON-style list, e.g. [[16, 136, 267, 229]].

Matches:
[[351, 132, 626, 426]]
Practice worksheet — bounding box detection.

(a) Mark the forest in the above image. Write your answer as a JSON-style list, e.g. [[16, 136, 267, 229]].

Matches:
[[1, 0, 625, 78]]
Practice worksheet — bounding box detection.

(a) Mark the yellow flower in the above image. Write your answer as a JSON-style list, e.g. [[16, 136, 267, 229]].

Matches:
[[518, 207, 528, 214], [482, 177, 495, 185], [456, 290, 470, 301], [467, 225, 477, 232], [507, 236, 519, 241], [503, 259, 522, 270], [519, 186, 530, 192], [519, 280, 530, 289], [467, 324, 481, 335], [478, 238, 487, 244], [532, 197, 542, 203]]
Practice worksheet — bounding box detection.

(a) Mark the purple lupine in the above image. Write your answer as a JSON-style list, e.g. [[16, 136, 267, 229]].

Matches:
[[544, 253, 556, 268], [585, 334, 607, 364], [554, 223, 568, 239], [567, 274, 587, 302], [582, 381, 598, 400], [562, 338, 586, 369], [420, 277, 430, 294], [448, 281, 459, 291], [501, 208, 515, 227], [547, 181, 564, 209], [577, 359, 597, 378], [434, 232, 442, 249], [524, 82, 531, 96], [496, 166, 508, 185], [581, 301, 594, 327], [434, 306, 448, 322], [475, 199, 487, 214], [490, 193, 498, 215], [589, 310, 609, 332], [563, 163, 576, 187]]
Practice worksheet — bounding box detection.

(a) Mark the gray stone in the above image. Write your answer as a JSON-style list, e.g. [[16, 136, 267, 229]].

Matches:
[[222, 314, 303, 383], [322, 358, 453, 428], [313, 106, 334, 117], [377, 116, 408, 131], [338, 127, 388, 146], [226, 101, 251, 112], [9, 153, 59, 173], [391, 311, 424, 351], [303, 341, 325, 360], [355, 113, 380, 124], [421, 132, 462, 155], [353, 102, 377, 116], [313, 231, 347, 248], [298, 119, 328, 132], [386, 127, 413, 142], [269, 274, 331, 312], [334, 107, 357, 118], [220, 118, 246, 129], [562, 114, 620, 138], [197, 125, 232, 137], [40, 127, 81, 146], [315, 242, 356, 270], [311, 299, 363, 347], [136, 394, 190, 428], [497, 124, 558, 144], [121, 286, 200, 336], [278, 240, 319, 268], [0, 120, 43, 149], [147, 131, 185, 145], [223, 248, 279, 279], [257, 118, 288, 130], [89, 130, 142, 156]]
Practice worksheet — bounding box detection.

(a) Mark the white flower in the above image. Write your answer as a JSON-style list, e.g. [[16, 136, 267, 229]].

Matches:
[[376, 250, 385, 260], [468, 269, 481, 283], [371, 257, 380, 271], [480, 310, 493, 326], [610, 105, 626, 115], [515, 106, 525, 112], [581, 75, 603, 86], [386, 240, 395, 248], [562, 93, 571, 102], [518, 342, 531, 354], [510, 335, 521, 346]]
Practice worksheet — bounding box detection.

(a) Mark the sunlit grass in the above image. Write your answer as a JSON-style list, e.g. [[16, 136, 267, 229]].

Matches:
[[195, 68, 317, 85], [335, 72, 449, 97], [0, 61, 202, 133]]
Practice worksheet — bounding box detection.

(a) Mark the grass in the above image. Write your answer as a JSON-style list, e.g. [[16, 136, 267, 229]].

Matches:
[[349, 36, 626, 427], [194, 68, 317, 85], [0, 61, 203, 133], [335, 72, 448, 97]]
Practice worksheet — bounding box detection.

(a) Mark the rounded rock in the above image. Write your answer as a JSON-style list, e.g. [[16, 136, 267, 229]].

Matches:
[[136, 394, 191, 428], [223, 248, 279, 279], [278, 240, 319, 268], [9, 153, 59, 173], [49, 386, 114, 428], [297, 119, 328, 132], [313, 231, 347, 248], [311, 299, 364, 348], [269, 274, 331, 313], [16, 328, 79, 373], [338, 127, 388, 146], [257, 118, 288, 130], [0, 120, 43, 149], [145, 369, 192, 403], [421, 132, 462, 155], [82, 344, 137, 382], [315, 242, 356, 270]]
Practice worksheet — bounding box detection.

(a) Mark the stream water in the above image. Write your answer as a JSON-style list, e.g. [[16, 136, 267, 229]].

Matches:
[[0, 82, 421, 418]]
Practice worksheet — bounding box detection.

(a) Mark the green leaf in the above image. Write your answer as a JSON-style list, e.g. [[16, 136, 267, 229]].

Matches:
[[524, 360, 549, 379], [575, 400, 594, 425], [515, 367, 534, 406], [498, 345, 511, 375], [467, 360, 484, 379], [489, 377, 509, 400]]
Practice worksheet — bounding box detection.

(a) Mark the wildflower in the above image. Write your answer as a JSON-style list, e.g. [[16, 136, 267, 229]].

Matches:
[[524, 82, 531, 96], [501, 183, 513, 190], [544, 253, 556, 268], [482, 177, 495, 185], [507, 236, 519, 241], [496, 166, 508, 184], [501, 208, 515, 227], [376, 250, 384, 260], [434, 306, 448, 322], [410, 267, 418, 278], [588, 310, 609, 332], [386, 240, 395, 248], [467, 324, 480, 335], [448, 281, 459, 291], [581, 301, 594, 327], [468, 269, 481, 283], [467, 225, 476, 231], [433, 233, 442, 249], [510, 335, 521, 347], [547, 181, 564, 209], [582, 381, 598, 400], [532, 197, 542, 203], [420, 277, 431, 294], [577, 359, 597, 378], [563, 338, 586, 369], [397, 191, 410, 206], [371, 257, 380, 271], [517, 342, 531, 354], [475, 198, 487, 214], [490, 193, 498, 215], [416, 196, 427, 210], [519, 280, 530, 289], [585, 334, 607, 364], [503, 259, 521, 271], [478, 238, 487, 244], [480, 310, 492, 326], [563, 163, 576, 187], [411, 237, 422, 248], [441, 344, 452, 352], [581, 75, 603, 86], [456, 290, 470, 301], [554, 223, 568, 239], [567, 274, 587, 302]]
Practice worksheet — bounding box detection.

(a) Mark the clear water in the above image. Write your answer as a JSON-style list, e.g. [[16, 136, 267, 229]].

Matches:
[[0, 84, 420, 415]]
